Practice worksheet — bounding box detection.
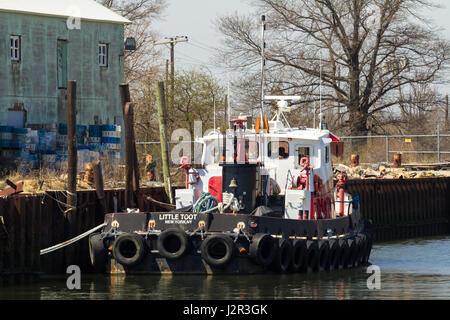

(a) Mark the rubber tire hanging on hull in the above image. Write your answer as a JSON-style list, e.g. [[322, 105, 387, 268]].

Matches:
[[338, 238, 350, 269], [249, 233, 277, 267], [305, 240, 320, 273], [112, 233, 145, 267], [270, 238, 293, 273], [89, 233, 106, 272], [327, 239, 340, 271], [290, 239, 307, 272], [355, 233, 367, 266], [361, 232, 373, 265], [347, 238, 358, 268], [157, 228, 190, 260], [318, 240, 330, 271], [200, 234, 235, 269]]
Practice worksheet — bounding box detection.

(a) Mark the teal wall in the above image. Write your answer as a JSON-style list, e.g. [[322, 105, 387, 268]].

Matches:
[[0, 11, 125, 126]]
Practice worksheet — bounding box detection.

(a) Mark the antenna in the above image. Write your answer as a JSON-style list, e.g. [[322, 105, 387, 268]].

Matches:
[[259, 15, 266, 170], [319, 52, 323, 130], [227, 74, 231, 129], [260, 14, 266, 125], [265, 96, 301, 129]]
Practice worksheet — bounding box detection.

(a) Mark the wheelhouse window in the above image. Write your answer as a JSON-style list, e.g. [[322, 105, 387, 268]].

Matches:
[[204, 139, 260, 165], [246, 140, 259, 160], [10, 35, 21, 62], [325, 145, 330, 163], [297, 147, 310, 165], [99, 43, 108, 67], [268, 141, 289, 159]]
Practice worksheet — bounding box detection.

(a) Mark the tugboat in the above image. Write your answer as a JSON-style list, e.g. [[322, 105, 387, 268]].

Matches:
[[89, 97, 373, 274], [88, 15, 373, 275]]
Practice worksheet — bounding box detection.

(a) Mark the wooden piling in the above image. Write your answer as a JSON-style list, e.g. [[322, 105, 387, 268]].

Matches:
[[66, 80, 78, 267], [123, 102, 136, 208], [119, 84, 140, 198], [66, 80, 77, 209], [155, 81, 173, 202], [93, 160, 107, 215]]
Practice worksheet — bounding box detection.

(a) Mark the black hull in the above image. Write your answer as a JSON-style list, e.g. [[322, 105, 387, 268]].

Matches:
[[93, 206, 373, 275]]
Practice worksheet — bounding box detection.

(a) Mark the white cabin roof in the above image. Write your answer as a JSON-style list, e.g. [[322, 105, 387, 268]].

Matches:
[[0, 0, 131, 24], [199, 127, 334, 144]]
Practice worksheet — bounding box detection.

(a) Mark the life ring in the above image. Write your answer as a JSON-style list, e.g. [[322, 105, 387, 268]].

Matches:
[[338, 238, 350, 269], [291, 239, 307, 272], [270, 238, 293, 273], [249, 233, 277, 267], [318, 240, 330, 271], [200, 234, 235, 268], [327, 239, 340, 271], [89, 233, 106, 272], [300, 157, 309, 169], [346, 238, 358, 268], [112, 233, 146, 267], [305, 240, 320, 273], [157, 228, 190, 260]]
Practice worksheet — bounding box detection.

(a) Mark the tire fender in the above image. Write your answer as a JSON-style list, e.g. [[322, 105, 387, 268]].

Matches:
[[318, 239, 330, 271], [327, 239, 340, 271], [249, 233, 277, 267], [291, 239, 307, 272], [89, 233, 106, 272], [200, 234, 235, 268], [157, 228, 190, 260], [112, 233, 145, 267], [305, 240, 320, 272], [271, 238, 293, 273]]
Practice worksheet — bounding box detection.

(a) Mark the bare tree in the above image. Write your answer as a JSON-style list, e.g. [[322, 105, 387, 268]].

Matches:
[[216, 0, 450, 149], [96, 0, 168, 84]]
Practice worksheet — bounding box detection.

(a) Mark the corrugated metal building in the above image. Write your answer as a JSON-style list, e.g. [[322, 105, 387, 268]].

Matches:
[[0, 0, 131, 127]]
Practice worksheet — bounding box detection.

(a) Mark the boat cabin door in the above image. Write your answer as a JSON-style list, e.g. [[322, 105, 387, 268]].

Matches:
[[267, 140, 291, 194], [293, 144, 313, 190]]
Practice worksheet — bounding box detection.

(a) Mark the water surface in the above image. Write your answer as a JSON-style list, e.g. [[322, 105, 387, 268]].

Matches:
[[1, 236, 449, 299]]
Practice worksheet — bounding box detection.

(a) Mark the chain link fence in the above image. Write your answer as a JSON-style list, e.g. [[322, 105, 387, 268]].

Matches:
[[338, 130, 450, 165]]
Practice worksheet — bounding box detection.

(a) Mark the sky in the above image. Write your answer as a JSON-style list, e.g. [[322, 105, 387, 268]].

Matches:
[[151, 0, 253, 78], [152, 0, 450, 90]]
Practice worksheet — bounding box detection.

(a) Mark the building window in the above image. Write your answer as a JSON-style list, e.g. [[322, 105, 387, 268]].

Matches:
[[99, 43, 108, 67], [325, 145, 330, 163], [10, 35, 21, 61], [57, 40, 68, 89], [268, 141, 289, 159]]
